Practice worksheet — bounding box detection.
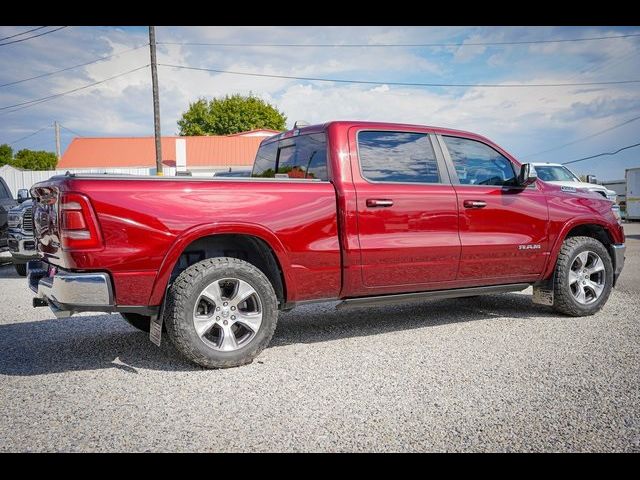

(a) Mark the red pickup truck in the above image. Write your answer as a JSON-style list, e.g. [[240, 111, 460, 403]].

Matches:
[[27, 121, 626, 368]]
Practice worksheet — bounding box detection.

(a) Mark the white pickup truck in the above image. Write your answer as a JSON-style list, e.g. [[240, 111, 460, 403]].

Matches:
[[532, 162, 620, 220]]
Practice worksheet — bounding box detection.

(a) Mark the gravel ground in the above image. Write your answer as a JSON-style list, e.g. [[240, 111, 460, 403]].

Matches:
[[1, 224, 639, 452]]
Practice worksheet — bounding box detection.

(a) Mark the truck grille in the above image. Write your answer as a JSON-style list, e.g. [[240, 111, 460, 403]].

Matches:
[[22, 207, 33, 233]]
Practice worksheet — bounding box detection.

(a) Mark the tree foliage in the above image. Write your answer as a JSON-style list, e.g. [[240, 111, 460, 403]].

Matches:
[[0, 143, 13, 167], [177, 94, 287, 136], [0, 143, 58, 170], [11, 149, 57, 170]]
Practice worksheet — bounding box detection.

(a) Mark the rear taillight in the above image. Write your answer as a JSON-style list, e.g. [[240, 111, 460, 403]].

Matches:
[[59, 192, 103, 250]]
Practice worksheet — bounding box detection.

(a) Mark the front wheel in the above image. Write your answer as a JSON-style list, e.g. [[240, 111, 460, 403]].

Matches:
[[164, 257, 278, 369], [552, 236, 613, 316]]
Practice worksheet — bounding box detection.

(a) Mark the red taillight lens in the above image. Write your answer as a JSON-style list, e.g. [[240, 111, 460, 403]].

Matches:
[[59, 193, 103, 250], [61, 210, 87, 230]]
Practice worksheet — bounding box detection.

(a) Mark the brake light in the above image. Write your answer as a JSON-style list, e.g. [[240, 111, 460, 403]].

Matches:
[[59, 193, 103, 250]]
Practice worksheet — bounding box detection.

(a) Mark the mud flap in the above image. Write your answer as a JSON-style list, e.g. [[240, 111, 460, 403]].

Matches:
[[532, 286, 554, 306], [532, 271, 555, 306], [149, 314, 163, 346], [149, 283, 171, 346]]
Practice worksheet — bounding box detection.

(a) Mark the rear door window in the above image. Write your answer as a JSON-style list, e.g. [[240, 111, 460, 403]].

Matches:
[[357, 131, 441, 183]]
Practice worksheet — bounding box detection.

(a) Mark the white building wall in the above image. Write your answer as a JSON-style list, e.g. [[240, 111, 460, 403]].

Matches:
[[175, 139, 187, 172], [0, 164, 178, 197]]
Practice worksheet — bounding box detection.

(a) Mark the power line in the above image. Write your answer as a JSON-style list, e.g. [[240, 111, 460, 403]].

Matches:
[[158, 63, 640, 88], [0, 65, 149, 116], [59, 124, 83, 137], [0, 26, 47, 42], [522, 113, 640, 159], [22, 137, 55, 151], [157, 32, 640, 48], [565, 48, 640, 83], [0, 43, 149, 88], [0, 26, 67, 47], [7, 125, 51, 145], [561, 141, 640, 165]]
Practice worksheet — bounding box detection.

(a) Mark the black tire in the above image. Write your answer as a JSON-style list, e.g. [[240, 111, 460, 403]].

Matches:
[[164, 257, 278, 369], [14, 263, 27, 276], [121, 312, 153, 332], [552, 236, 613, 317]]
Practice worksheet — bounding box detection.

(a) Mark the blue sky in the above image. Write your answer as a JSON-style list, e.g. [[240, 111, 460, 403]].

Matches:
[[0, 25, 639, 181]]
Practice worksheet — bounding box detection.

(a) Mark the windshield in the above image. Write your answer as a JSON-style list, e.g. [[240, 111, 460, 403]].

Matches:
[[535, 165, 580, 182]]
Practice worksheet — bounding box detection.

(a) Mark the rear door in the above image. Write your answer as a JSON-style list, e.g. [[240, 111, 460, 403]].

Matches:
[[350, 128, 461, 293], [437, 134, 549, 282]]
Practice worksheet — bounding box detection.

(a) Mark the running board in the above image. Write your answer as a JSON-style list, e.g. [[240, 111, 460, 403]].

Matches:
[[335, 283, 530, 310]]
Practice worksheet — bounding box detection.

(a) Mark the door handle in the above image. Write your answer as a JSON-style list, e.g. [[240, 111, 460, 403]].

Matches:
[[366, 199, 394, 208], [463, 200, 487, 209]]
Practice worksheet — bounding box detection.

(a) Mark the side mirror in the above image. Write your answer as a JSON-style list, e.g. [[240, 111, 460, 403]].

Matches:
[[586, 174, 598, 184], [17, 189, 29, 203], [518, 163, 538, 186]]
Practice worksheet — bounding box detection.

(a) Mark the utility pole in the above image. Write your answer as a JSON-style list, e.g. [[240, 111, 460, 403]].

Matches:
[[54, 121, 61, 160], [149, 26, 163, 176]]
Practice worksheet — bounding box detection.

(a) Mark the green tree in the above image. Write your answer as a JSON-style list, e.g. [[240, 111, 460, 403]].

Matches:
[[13, 149, 57, 170], [177, 94, 287, 135], [0, 143, 13, 167]]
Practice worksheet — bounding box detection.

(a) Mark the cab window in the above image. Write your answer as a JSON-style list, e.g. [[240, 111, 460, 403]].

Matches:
[[0, 181, 11, 199], [443, 136, 517, 186]]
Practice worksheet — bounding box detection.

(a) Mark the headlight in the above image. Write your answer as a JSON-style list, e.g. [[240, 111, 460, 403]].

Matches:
[[8, 214, 21, 229]]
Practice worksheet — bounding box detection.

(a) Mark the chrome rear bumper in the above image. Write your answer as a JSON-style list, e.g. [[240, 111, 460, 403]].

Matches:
[[27, 260, 114, 318]]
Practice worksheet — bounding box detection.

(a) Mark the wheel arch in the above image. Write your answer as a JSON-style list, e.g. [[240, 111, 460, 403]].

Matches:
[[148, 223, 295, 307], [542, 219, 619, 280]]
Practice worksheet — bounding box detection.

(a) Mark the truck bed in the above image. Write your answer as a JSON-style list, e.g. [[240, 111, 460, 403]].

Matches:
[[31, 175, 342, 307]]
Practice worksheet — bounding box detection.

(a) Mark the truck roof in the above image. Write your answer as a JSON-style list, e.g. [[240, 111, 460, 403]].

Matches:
[[260, 120, 498, 146]]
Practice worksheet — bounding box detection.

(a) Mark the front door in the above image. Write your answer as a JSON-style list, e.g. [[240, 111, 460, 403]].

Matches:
[[437, 134, 549, 282], [350, 128, 461, 293]]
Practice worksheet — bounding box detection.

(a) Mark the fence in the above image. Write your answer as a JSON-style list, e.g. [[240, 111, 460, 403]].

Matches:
[[0, 165, 177, 197]]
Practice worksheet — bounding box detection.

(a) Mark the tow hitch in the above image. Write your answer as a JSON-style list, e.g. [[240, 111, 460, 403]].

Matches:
[[32, 298, 48, 307]]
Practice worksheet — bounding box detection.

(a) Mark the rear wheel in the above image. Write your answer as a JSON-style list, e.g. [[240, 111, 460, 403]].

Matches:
[[552, 236, 613, 316], [14, 263, 26, 277], [165, 257, 278, 369]]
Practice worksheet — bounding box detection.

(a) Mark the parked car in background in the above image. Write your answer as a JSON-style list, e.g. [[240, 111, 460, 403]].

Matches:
[[8, 192, 37, 276], [532, 162, 621, 221], [27, 121, 626, 369], [0, 176, 18, 253]]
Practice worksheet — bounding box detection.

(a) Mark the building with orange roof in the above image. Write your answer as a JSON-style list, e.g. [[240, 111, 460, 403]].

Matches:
[[57, 129, 279, 175]]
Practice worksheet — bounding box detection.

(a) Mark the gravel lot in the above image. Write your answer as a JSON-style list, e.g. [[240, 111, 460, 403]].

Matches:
[[1, 224, 639, 452]]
